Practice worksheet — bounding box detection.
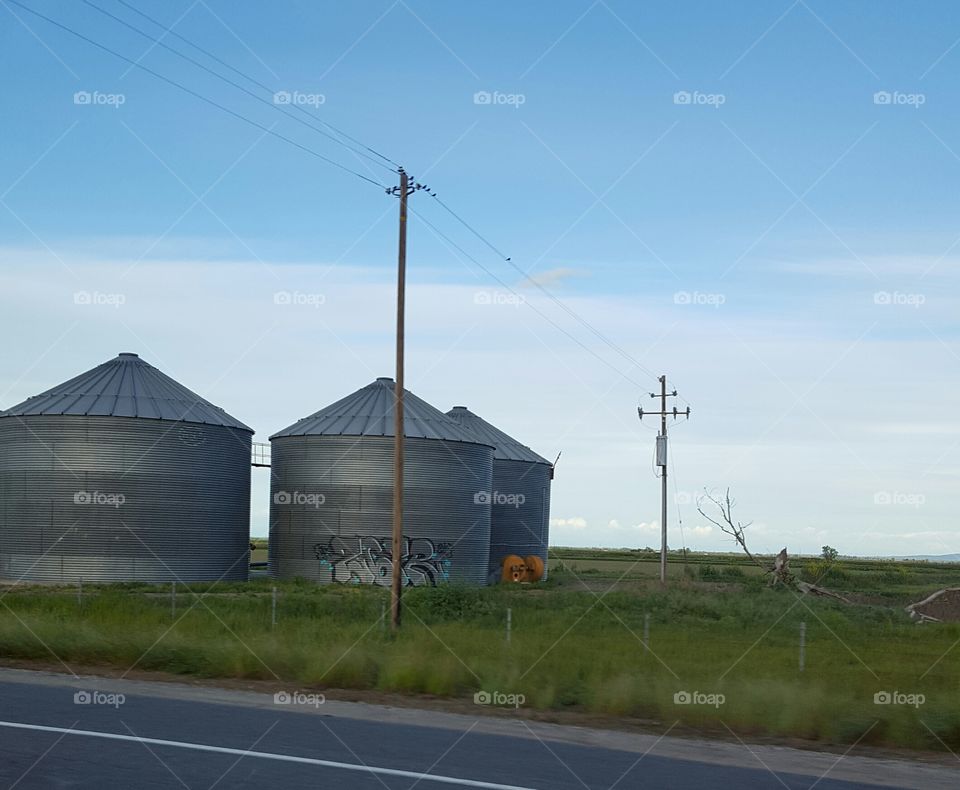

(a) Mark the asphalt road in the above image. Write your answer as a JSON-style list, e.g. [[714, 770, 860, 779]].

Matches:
[[0, 671, 942, 789]]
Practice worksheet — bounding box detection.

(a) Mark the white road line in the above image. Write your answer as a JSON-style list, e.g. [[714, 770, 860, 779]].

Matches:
[[0, 720, 539, 790]]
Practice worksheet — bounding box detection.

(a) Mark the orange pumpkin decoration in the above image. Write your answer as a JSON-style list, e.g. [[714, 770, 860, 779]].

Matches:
[[500, 554, 527, 583], [524, 555, 545, 582]]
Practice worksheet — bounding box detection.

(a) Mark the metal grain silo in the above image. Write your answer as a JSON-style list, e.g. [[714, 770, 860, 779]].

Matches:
[[270, 377, 493, 586], [445, 407, 552, 583], [0, 353, 252, 583]]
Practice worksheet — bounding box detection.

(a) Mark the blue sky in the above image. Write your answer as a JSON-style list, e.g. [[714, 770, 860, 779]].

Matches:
[[2, 1, 959, 555]]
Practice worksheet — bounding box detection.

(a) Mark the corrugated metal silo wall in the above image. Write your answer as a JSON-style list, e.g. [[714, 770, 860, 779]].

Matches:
[[0, 415, 251, 583], [269, 436, 493, 586], [488, 460, 551, 582]]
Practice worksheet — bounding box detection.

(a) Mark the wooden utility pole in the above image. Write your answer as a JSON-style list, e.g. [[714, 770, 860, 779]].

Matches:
[[638, 376, 690, 584], [390, 169, 409, 631], [388, 169, 424, 631]]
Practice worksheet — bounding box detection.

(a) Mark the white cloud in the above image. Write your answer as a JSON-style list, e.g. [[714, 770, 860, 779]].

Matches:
[[551, 517, 588, 530], [518, 267, 586, 288], [772, 255, 960, 279], [2, 248, 959, 557], [690, 525, 712, 537], [866, 422, 960, 436], [606, 519, 660, 532]]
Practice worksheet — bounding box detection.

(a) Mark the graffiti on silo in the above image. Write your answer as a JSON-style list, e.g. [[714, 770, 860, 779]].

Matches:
[[313, 535, 453, 587]]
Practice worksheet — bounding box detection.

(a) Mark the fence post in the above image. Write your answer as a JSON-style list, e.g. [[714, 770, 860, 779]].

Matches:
[[506, 607, 512, 645], [643, 613, 650, 651], [271, 586, 278, 628], [171, 581, 176, 620], [799, 621, 806, 672]]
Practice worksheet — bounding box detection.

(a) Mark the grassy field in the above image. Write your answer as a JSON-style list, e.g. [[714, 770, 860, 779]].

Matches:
[[550, 547, 960, 602], [1, 550, 958, 752]]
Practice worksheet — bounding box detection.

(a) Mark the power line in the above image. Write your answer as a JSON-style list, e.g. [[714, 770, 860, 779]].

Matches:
[[80, 0, 393, 173], [408, 204, 655, 391], [65, 0, 668, 396], [90, 0, 398, 172], [15, 0, 683, 401], [105, 2, 675, 399], [115, 0, 399, 170], [8, 0, 387, 189], [431, 195, 512, 260], [429, 193, 667, 390]]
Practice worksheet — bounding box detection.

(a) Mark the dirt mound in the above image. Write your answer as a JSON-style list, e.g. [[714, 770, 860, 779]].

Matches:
[[906, 588, 960, 623]]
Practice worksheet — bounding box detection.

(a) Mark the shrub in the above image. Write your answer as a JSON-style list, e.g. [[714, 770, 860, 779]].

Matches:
[[405, 585, 498, 622]]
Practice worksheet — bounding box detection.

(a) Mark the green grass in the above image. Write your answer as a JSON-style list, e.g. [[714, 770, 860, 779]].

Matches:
[[549, 547, 960, 603], [2, 563, 959, 752]]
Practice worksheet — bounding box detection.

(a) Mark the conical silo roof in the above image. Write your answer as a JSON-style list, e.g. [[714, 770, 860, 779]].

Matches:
[[446, 406, 550, 465], [272, 377, 490, 445], [0, 352, 252, 431]]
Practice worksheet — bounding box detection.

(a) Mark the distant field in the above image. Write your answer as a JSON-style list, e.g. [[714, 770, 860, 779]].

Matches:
[[1, 548, 958, 752], [548, 547, 960, 602], [250, 537, 268, 564]]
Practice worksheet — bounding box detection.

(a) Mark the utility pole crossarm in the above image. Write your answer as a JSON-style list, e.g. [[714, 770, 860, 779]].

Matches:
[[637, 375, 692, 585]]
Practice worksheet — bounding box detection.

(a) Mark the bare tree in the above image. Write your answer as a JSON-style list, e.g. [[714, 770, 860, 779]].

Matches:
[[697, 487, 849, 601], [696, 488, 763, 570], [697, 488, 793, 585]]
